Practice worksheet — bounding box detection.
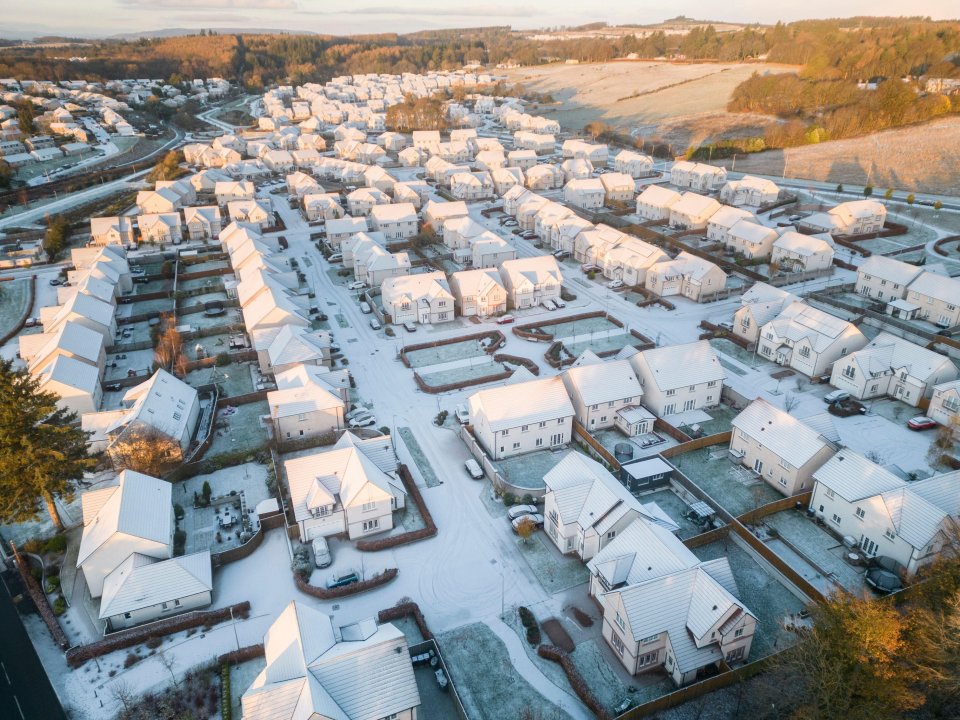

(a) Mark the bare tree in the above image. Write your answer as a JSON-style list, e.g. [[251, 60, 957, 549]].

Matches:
[[109, 680, 136, 715], [158, 648, 179, 687], [783, 392, 800, 412], [109, 423, 182, 476], [153, 314, 184, 373]]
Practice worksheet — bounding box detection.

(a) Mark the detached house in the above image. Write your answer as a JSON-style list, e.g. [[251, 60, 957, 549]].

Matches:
[[800, 200, 886, 236], [563, 178, 606, 209], [705, 205, 755, 245], [214, 180, 255, 205], [757, 302, 868, 377], [380, 272, 455, 326], [240, 602, 420, 720], [600, 173, 636, 204], [732, 283, 800, 346], [370, 202, 418, 239], [449, 268, 508, 317], [928, 379, 960, 431], [629, 341, 724, 416], [730, 399, 837, 496], [670, 161, 727, 191], [227, 198, 273, 229], [719, 176, 779, 207], [810, 450, 960, 577], [90, 216, 135, 246], [346, 187, 391, 216], [613, 150, 654, 178], [668, 193, 721, 230], [588, 518, 755, 685], [645, 252, 726, 302], [468, 376, 575, 460], [905, 271, 960, 328], [525, 164, 565, 190], [725, 220, 777, 259], [829, 332, 958, 407], [855, 255, 927, 304], [602, 239, 670, 286], [268, 370, 345, 442], [561, 355, 644, 430], [138, 213, 182, 245], [183, 206, 222, 240], [326, 216, 369, 248], [499, 256, 563, 309], [635, 185, 682, 222], [282, 436, 406, 542], [543, 452, 648, 560], [771, 232, 834, 273]]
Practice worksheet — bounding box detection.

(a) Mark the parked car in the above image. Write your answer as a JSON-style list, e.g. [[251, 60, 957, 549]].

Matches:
[[369, 317, 382, 330], [349, 414, 377, 428], [865, 567, 902, 594], [130, 267, 146, 275], [823, 390, 851, 404], [104, 383, 122, 392], [346, 406, 371, 421], [606, 279, 625, 290], [907, 416, 938, 431], [348, 280, 367, 290], [455, 404, 470, 424], [553, 250, 570, 260], [511, 514, 544, 533], [718, 320, 734, 331], [511, 228, 524, 236], [328, 252, 343, 263], [403, 322, 417, 333], [503, 219, 519, 227], [359, 301, 372, 314], [521, 231, 538, 240], [464, 458, 484, 480], [496, 314, 515, 325], [325, 569, 360, 589], [580, 263, 600, 274], [541, 298, 557, 311], [48, 277, 63, 286], [553, 298, 566, 309], [23, 317, 37, 328], [312, 537, 332, 568], [507, 504, 539, 521]]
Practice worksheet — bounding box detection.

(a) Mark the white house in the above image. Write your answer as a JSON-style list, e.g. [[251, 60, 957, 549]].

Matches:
[[602, 238, 670, 286], [282, 438, 406, 541], [810, 450, 960, 577], [928, 380, 960, 431], [499, 256, 563, 309], [855, 255, 927, 303], [36, 354, 102, 417], [561, 158, 594, 181], [629, 341, 724, 416], [525, 164, 565, 190], [381, 272, 455, 326], [561, 356, 644, 430], [562, 139, 608, 165], [468, 376, 575, 460], [757, 302, 868, 377], [801, 200, 886, 236], [725, 220, 778, 259], [227, 198, 273, 229], [214, 180, 256, 205], [472, 236, 516, 269], [670, 161, 727, 191], [719, 176, 779, 207], [613, 150, 654, 178], [450, 171, 494, 200], [600, 173, 636, 204], [422, 200, 469, 230], [635, 185, 682, 222], [507, 148, 539, 169], [90, 216, 135, 246], [240, 602, 420, 720], [730, 398, 837, 496], [138, 212, 182, 245], [829, 332, 958, 407], [346, 187, 391, 216], [771, 232, 834, 273], [449, 268, 508, 317], [268, 372, 345, 442], [668, 193, 721, 230], [563, 178, 606, 209], [183, 206, 222, 240], [325, 216, 369, 248], [543, 451, 648, 560], [905, 271, 960, 328], [78, 470, 174, 599], [705, 205, 755, 245], [370, 202, 418, 239], [732, 283, 800, 346], [645, 252, 726, 302]]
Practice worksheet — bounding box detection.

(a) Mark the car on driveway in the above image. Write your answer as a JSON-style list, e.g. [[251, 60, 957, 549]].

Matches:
[[312, 537, 332, 568], [553, 250, 570, 261], [464, 459, 484, 479], [48, 277, 63, 286], [507, 504, 539, 521], [403, 321, 417, 333], [348, 414, 377, 428], [455, 404, 470, 424], [907, 416, 938, 431], [511, 514, 544, 532], [325, 569, 359, 589], [346, 406, 371, 421], [606, 279, 625, 290], [347, 281, 367, 290], [823, 390, 851, 404], [496, 314, 515, 325], [369, 317, 382, 330]]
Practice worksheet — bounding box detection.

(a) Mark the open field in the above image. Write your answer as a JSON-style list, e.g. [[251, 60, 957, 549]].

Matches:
[[716, 115, 960, 196], [503, 61, 796, 132]]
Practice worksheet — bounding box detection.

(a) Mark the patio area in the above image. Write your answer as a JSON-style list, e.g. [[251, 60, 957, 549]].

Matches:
[[205, 400, 271, 458], [669, 446, 783, 517]]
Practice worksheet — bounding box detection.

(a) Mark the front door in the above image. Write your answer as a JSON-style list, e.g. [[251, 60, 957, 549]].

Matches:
[[754, 458, 764, 474]]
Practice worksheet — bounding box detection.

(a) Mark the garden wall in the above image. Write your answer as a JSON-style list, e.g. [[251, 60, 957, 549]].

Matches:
[[398, 329, 505, 368], [357, 464, 437, 551], [293, 568, 398, 599]]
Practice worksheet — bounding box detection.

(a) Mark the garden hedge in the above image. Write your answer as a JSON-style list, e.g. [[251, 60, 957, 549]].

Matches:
[[294, 568, 398, 600], [377, 601, 434, 641], [356, 465, 437, 551], [537, 644, 610, 720]]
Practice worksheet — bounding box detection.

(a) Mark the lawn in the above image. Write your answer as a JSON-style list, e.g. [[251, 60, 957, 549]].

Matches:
[[437, 623, 574, 720], [206, 401, 271, 459], [0, 278, 31, 339], [404, 337, 492, 368], [397, 426, 441, 488], [563, 334, 637, 357], [496, 449, 565, 492], [515, 532, 590, 594], [418, 360, 508, 388], [670, 446, 782, 517], [531, 315, 618, 340]]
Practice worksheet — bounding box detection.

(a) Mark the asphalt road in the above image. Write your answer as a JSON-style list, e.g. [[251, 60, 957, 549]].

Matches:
[[0, 572, 66, 720]]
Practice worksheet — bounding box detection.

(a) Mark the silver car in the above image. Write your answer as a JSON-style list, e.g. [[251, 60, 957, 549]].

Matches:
[[507, 504, 538, 521]]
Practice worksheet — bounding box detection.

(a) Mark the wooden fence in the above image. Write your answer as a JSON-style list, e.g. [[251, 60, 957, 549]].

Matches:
[[572, 420, 621, 470], [660, 431, 731, 458]]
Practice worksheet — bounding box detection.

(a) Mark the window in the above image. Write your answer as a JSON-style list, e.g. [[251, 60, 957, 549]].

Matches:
[[535, 438, 543, 447], [522, 425, 529, 432], [843, 366, 856, 380], [539, 421, 547, 428], [438, 312, 448, 320], [665, 389, 676, 397], [606, 530, 616, 540], [855, 507, 865, 520], [640, 633, 659, 644], [708, 380, 717, 387], [778, 458, 791, 470], [761, 346, 772, 357], [884, 528, 896, 541], [824, 488, 835, 499], [611, 632, 625, 656], [831, 513, 842, 525], [297, 413, 307, 422], [174, 599, 181, 607], [362, 519, 380, 532], [173, 412, 181, 421], [557, 419, 564, 425], [799, 346, 811, 358], [608, 401, 616, 408], [778, 477, 787, 487], [502, 429, 509, 436], [124, 612, 132, 619], [362, 501, 377, 512], [512, 442, 520, 450], [734, 628, 744, 638], [689, 385, 696, 391], [615, 612, 625, 631], [637, 651, 659, 668], [726, 646, 745, 662]]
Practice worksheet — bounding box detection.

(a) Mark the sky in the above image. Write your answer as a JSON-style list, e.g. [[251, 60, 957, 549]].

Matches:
[[4, 0, 959, 39]]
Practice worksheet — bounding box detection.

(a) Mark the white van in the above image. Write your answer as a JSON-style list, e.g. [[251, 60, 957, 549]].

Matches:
[[465, 458, 483, 480], [312, 536, 332, 568]]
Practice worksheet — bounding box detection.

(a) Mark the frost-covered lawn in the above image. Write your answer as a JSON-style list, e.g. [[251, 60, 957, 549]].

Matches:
[[419, 361, 507, 388], [696, 404, 740, 435], [0, 278, 31, 338], [563, 334, 637, 357], [671, 447, 782, 517], [533, 315, 618, 339], [185, 362, 255, 398], [496, 449, 566, 491], [692, 539, 804, 658], [642, 488, 703, 539], [118, 296, 175, 318], [178, 276, 224, 293], [515, 532, 590, 594], [397, 426, 441, 488], [206, 401, 271, 458], [404, 337, 491, 368], [437, 623, 574, 720]]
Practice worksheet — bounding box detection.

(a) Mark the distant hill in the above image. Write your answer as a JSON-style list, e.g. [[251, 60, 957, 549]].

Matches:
[[108, 28, 314, 40]]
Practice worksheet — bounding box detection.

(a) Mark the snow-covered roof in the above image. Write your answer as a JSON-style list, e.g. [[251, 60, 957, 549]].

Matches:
[[562, 358, 643, 407], [843, 332, 956, 381], [99, 551, 212, 619], [708, 205, 754, 230], [731, 398, 835, 468], [37, 353, 101, 396], [632, 340, 724, 392], [908, 270, 960, 306], [468, 376, 574, 432], [108, 369, 198, 445], [765, 302, 863, 352], [78, 470, 173, 565], [857, 255, 926, 286], [774, 231, 832, 257], [267, 325, 331, 368], [813, 449, 906, 502], [545, 451, 643, 535]]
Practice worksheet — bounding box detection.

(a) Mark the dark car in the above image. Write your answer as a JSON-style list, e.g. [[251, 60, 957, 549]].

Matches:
[[325, 569, 360, 589], [866, 567, 902, 594]]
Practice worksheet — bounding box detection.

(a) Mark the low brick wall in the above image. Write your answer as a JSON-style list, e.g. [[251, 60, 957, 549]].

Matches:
[[293, 568, 398, 599], [399, 329, 504, 368], [66, 602, 251, 667], [492, 353, 540, 376], [357, 465, 437, 551], [377, 601, 434, 641], [414, 367, 512, 394], [512, 310, 616, 341]]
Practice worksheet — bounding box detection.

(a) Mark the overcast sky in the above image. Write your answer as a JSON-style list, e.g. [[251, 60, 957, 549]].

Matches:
[[6, 1, 959, 38]]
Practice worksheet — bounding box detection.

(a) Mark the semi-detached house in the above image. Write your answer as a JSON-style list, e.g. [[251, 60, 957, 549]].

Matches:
[[629, 341, 724, 417], [561, 355, 644, 431], [757, 302, 868, 377]]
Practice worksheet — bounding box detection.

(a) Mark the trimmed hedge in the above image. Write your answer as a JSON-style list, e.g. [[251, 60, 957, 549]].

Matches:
[[220, 664, 232, 720], [356, 464, 437, 551], [217, 643, 266, 666], [537, 644, 610, 720], [377, 602, 434, 641], [294, 568, 398, 600], [66, 601, 252, 667]]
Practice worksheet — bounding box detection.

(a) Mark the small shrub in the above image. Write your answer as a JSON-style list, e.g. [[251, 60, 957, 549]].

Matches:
[[53, 596, 67, 615], [145, 636, 162, 649], [23, 538, 44, 554], [434, 410, 448, 425], [173, 530, 187, 556], [526, 625, 542, 645], [521, 494, 534, 506], [290, 546, 312, 580], [518, 606, 536, 628], [124, 652, 139, 668], [174, 503, 185, 521], [215, 352, 230, 367], [587, 270, 596, 280], [384, 327, 395, 337], [379, 426, 391, 435], [221, 664, 232, 720], [572, 607, 594, 627], [45, 576, 61, 594], [502, 492, 517, 506], [43, 535, 68, 553]]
